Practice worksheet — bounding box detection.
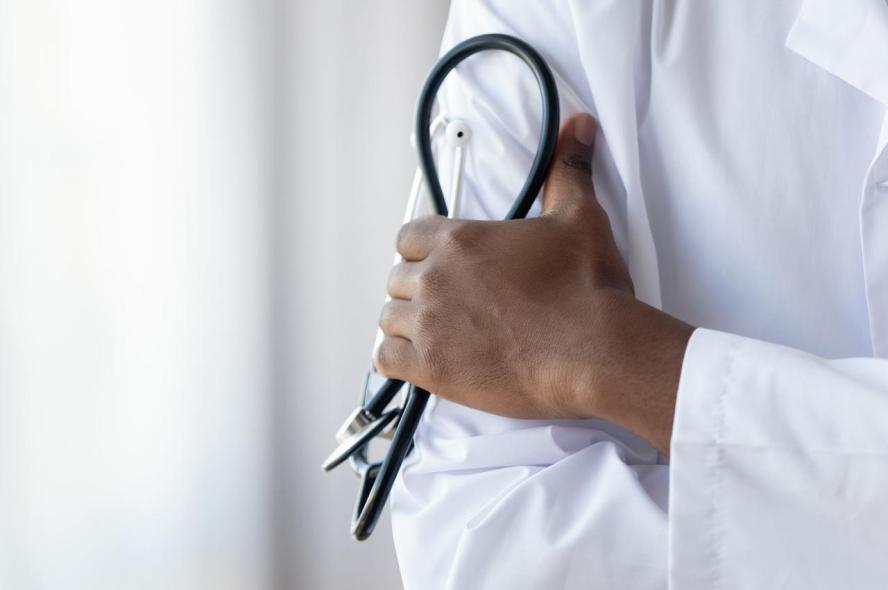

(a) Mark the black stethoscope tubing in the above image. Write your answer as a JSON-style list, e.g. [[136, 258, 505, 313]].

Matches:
[[329, 33, 560, 541]]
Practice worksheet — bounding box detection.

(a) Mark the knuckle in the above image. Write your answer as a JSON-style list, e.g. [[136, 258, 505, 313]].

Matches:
[[559, 153, 593, 175], [373, 341, 390, 373], [378, 301, 395, 331], [416, 265, 446, 295], [441, 220, 478, 251], [589, 253, 630, 289], [386, 262, 405, 292], [395, 221, 414, 251], [419, 346, 446, 385], [564, 196, 606, 226], [374, 339, 401, 374], [415, 304, 441, 334]]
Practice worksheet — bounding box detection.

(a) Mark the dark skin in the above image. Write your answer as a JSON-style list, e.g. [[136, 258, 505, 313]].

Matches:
[[374, 113, 694, 454]]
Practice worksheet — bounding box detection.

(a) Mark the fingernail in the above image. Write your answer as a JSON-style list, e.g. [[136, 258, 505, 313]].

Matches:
[[574, 114, 596, 146]]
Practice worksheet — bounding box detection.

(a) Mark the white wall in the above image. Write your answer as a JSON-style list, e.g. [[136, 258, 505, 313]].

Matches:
[[0, 1, 449, 588], [0, 0, 275, 588], [275, 2, 450, 589]]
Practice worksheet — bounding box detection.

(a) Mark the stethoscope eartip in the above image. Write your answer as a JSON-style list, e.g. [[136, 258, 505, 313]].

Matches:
[[445, 119, 472, 147]]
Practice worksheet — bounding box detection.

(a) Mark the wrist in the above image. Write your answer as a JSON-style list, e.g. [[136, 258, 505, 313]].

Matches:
[[575, 289, 694, 454]]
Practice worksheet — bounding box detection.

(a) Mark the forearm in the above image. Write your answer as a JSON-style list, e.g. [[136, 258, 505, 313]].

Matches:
[[572, 289, 695, 455]]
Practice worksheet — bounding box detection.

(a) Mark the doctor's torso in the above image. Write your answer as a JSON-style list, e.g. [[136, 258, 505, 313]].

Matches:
[[449, 0, 888, 359], [391, 4, 888, 587], [635, 2, 884, 359]]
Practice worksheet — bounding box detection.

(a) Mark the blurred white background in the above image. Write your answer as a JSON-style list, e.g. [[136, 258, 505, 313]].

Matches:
[[0, 1, 449, 588]]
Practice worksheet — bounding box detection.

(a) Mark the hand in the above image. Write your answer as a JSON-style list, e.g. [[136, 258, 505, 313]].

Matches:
[[374, 113, 693, 454]]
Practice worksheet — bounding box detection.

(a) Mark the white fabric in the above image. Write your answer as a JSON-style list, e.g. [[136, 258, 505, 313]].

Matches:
[[390, 1, 888, 588]]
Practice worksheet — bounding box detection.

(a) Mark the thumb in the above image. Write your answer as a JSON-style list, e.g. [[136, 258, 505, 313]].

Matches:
[[541, 113, 598, 215]]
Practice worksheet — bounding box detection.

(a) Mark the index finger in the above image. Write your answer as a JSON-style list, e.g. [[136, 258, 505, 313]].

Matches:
[[396, 214, 446, 261]]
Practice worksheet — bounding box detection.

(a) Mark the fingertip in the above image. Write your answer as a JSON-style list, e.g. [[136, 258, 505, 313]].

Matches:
[[572, 113, 597, 147], [542, 113, 600, 213]]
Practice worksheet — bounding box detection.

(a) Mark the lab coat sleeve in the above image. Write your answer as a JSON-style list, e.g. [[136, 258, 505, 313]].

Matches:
[[390, 2, 669, 589], [669, 328, 888, 589]]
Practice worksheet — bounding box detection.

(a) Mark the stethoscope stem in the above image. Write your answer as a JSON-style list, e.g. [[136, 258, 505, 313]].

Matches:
[[363, 377, 404, 417]]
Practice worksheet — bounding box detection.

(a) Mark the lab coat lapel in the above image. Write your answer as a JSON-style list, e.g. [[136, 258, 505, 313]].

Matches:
[[785, 0, 888, 106], [787, 0, 888, 357]]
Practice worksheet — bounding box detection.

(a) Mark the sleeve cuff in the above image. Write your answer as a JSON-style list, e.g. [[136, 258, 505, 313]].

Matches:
[[670, 327, 746, 448], [667, 327, 746, 588], [666, 327, 888, 588]]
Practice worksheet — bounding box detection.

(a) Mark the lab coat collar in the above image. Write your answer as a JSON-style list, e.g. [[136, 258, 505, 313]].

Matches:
[[786, 0, 888, 106]]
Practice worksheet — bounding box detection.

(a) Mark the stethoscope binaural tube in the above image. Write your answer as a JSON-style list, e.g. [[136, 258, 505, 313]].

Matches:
[[324, 33, 560, 541], [415, 33, 560, 220]]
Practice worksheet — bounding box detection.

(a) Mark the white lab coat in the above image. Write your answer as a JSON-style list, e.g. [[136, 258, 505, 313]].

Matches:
[[391, 1, 888, 588]]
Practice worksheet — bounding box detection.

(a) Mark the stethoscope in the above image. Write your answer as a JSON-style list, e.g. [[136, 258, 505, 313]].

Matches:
[[322, 33, 560, 541]]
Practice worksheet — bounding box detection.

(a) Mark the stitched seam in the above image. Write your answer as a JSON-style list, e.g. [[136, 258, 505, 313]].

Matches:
[[710, 337, 744, 590]]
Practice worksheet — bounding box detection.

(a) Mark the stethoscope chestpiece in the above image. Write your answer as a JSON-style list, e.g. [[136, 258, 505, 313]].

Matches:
[[322, 372, 405, 471], [321, 406, 400, 473]]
